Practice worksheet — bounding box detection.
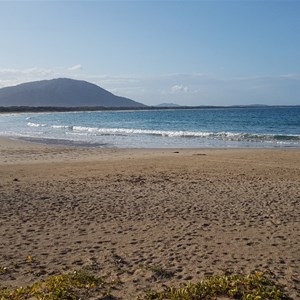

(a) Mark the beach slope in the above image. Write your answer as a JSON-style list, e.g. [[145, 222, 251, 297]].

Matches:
[[0, 138, 299, 299]]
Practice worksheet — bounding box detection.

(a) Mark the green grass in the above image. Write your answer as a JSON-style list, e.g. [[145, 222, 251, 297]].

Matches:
[[142, 272, 288, 300], [0, 270, 289, 300], [0, 270, 119, 300]]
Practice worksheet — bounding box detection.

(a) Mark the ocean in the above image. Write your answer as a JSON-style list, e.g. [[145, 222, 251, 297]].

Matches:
[[0, 106, 299, 148]]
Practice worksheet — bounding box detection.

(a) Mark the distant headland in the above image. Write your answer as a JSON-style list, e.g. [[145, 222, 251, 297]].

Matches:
[[0, 78, 299, 113], [0, 78, 146, 108]]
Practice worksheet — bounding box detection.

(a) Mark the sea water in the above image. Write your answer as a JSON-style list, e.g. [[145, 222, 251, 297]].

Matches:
[[0, 107, 299, 148]]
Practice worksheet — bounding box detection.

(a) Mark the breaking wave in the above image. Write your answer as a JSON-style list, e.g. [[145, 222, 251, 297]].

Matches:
[[26, 122, 300, 144], [27, 122, 47, 127], [71, 126, 300, 143]]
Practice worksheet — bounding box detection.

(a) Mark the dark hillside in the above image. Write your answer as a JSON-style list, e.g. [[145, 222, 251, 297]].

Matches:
[[0, 78, 146, 108]]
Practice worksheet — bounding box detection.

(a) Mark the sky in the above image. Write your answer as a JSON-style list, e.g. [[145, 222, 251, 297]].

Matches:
[[0, 0, 299, 106]]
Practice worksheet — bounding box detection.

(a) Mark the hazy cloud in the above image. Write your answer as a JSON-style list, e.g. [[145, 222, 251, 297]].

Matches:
[[0, 67, 80, 88], [0, 68, 299, 106], [69, 64, 82, 71], [171, 85, 189, 93]]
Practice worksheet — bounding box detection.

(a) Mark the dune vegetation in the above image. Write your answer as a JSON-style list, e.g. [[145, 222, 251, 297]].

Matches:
[[0, 267, 289, 300]]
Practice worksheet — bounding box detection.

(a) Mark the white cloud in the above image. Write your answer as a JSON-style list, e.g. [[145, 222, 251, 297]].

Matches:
[[171, 84, 189, 93], [68, 64, 82, 71]]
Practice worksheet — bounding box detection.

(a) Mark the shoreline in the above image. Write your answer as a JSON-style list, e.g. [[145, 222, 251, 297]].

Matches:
[[2, 135, 300, 151], [1, 106, 299, 149], [1, 137, 299, 299]]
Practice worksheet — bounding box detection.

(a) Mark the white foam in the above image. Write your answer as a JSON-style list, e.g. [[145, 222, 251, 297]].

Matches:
[[72, 126, 213, 137], [27, 122, 47, 127], [71, 126, 300, 143]]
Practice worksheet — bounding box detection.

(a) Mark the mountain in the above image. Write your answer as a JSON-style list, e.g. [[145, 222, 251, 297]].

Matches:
[[0, 78, 146, 108], [156, 103, 181, 107]]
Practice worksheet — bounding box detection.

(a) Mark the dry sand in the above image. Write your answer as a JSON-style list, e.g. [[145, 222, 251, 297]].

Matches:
[[0, 137, 299, 299]]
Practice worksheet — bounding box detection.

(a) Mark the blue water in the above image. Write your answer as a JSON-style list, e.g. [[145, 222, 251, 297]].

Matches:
[[0, 107, 299, 148]]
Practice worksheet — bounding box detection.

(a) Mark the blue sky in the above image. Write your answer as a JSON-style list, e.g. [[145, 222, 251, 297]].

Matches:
[[0, 0, 299, 106]]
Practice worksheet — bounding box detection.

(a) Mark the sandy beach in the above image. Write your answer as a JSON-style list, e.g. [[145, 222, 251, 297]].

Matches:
[[0, 137, 299, 299]]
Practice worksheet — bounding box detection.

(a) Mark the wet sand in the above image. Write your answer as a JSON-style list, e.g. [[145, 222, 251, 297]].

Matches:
[[0, 137, 299, 299]]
